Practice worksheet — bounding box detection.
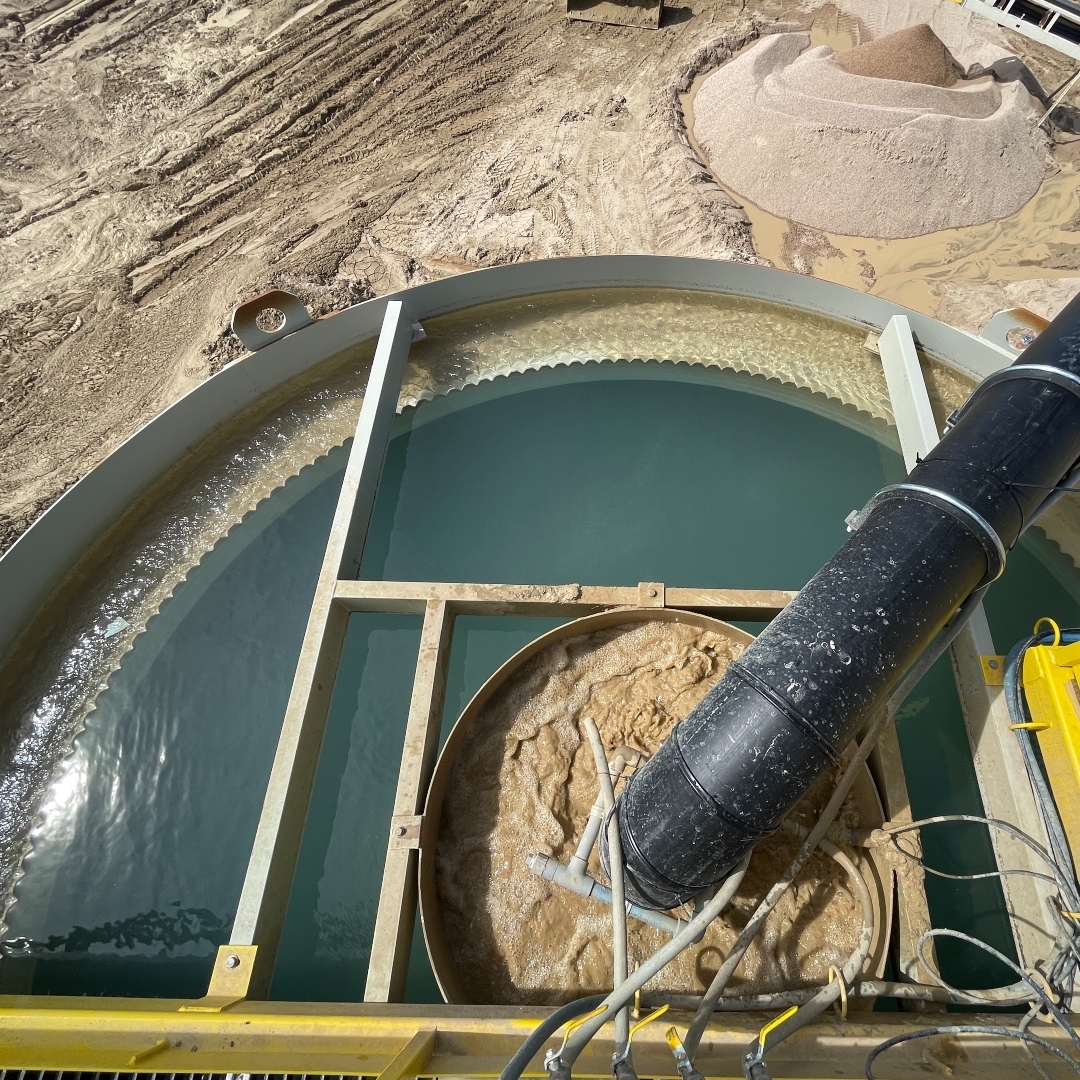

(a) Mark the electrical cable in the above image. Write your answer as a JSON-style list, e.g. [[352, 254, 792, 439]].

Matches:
[[1049, 899, 1080, 970], [554, 851, 751, 1070], [882, 812, 1080, 1006], [864, 1026, 1080, 1080], [735, 828, 1064, 1080], [644, 974, 1034, 1011], [884, 815, 1073, 893], [498, 995, 607, 1080], [916, 928, 1080, 1048], [745, 838, 876, 1068], [1019, 1003, 1058, 1080], [886, 812, 1080, 1006], [887, 852, 1059, 886]]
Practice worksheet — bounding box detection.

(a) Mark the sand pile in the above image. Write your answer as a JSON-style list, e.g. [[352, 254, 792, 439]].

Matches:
[[435, 619, 874, 1006], [692, 26, 1047, 238], [835, 24, 964, 87]]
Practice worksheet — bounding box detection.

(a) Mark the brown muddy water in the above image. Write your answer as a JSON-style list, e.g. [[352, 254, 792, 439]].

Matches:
[[435, 618, 881, 1005]]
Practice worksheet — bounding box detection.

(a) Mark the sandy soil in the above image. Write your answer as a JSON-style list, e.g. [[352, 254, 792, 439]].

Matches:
[[0, 0, 1077, 553], [683, 7, 1080, 322], [0, 0, 780, 552]]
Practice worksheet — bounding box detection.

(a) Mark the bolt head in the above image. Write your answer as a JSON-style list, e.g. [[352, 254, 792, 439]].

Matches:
[[225, 954, 241, 969], [989, 659, 999, 669], [396, 825, 407, 837], [647, 588, 657, 597]]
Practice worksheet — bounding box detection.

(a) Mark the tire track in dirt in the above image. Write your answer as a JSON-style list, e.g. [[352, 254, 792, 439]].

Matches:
[[0, 0, 773, 554]]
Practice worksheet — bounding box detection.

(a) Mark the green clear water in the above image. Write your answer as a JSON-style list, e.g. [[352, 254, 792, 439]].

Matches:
[[0, 452, 347, 997], [6, 361, 1080, 1003], [359, 364, 903, 590]]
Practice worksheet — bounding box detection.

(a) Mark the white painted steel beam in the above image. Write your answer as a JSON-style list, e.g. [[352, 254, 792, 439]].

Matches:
[[961, 0, 1080, 62], [877, 315, 1057, 971], [231, 300, 415, 996], [878, 314, 940, 473]]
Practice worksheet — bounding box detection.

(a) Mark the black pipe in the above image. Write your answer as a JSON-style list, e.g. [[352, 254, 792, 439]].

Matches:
[[611, 295, 1080, 911]]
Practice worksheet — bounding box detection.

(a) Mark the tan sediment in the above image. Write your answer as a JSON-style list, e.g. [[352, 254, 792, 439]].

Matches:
[[0, 0, 775, 558], [435, 619, 869, 1005], [834, 24, 964, 87], [1, 0, 1075, 548], [699, 164, 1080, 330]]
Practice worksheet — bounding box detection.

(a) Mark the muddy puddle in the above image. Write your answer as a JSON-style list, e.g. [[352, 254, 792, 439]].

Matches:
[[434, 618, 881, 1005]]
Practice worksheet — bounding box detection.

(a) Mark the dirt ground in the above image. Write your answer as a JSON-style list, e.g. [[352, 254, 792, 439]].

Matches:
[[0, 0, 1076, 552]]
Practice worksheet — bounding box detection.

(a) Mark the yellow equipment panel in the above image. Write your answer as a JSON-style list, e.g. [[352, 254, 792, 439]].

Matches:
[[1022, 636, 1080, 864]]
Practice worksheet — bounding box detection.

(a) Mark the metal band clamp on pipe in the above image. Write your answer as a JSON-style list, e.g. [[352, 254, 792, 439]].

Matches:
[[849, 484, 1007, 585], [946, 363, 1080, 431]]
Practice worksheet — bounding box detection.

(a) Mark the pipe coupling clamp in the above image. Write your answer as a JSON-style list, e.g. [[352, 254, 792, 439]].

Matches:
[[846, 483, 1006, 586], [945, 363, 1080, 431]]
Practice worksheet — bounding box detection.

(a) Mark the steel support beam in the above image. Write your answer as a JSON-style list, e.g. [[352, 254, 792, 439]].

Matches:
[[879, 315, 939, 474], [333, 580, 797, 620], [877, 314, 1057, 971], [231, 300, 415, 996], [950, 609, 1059, 968], [366, 599, 454, 1002], [960, 0, 1080, 62], [865, 723, 938, 987], [2, 997, 1078, 1078]]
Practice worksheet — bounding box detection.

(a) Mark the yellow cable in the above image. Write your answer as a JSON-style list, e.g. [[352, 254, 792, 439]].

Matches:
[[1034, 617, 1062, 647]]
